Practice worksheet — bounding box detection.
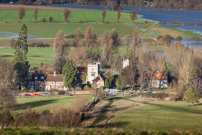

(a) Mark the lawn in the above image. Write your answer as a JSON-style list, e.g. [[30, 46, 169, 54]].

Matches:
[[16, 95, 92, 113], [112, 99, 202, 131]]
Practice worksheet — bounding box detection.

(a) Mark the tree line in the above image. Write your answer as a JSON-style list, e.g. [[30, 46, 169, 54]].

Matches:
[[2, 0, 202, 10]]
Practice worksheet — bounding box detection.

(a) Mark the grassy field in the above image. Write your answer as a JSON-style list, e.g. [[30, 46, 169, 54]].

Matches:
[[111, 98, 202, 131], [16, 95, 92, 113], [0, 47, 128, 67]]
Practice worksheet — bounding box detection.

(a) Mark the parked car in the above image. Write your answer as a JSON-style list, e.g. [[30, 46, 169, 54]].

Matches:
[[64, 93, 73, 96], [42, 93, 50, 96], [13, 94, 20, 97], [24, 94, 32, 96], [33, 93, 40, 96]]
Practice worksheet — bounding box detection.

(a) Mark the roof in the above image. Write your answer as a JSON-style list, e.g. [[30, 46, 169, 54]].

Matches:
[[45, 74, 63, 82], [77, 67, 87, 79], [103, 70, 111, 77], [151, 72, 167, 80], [94, 74, 105, 82], [29, 71, 45, 81]]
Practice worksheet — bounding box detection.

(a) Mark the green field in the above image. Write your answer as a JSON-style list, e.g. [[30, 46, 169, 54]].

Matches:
[[0, 47, 128, 67], [16, 95, 92, 113], [112, 98, 202, 131]]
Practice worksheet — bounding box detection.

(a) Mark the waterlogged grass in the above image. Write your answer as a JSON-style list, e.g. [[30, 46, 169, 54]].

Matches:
[[113, 101, 202, 131], [16, 95, 92, 113]]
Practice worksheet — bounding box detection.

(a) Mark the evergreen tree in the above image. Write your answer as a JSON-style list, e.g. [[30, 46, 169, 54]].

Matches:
[[116, 77, 123, 91], [62, 60, 78, 92], [13, 24, 30, 90], [185, 88, 199, 106], [104, 75, 112, 88]]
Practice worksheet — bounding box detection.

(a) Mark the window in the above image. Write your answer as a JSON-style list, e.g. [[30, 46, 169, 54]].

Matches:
[[91, 73, 95, 76], [45, 81, 47, 85], [30, 76, 32, 79], [81, 71, 85, 73], [60, 86, 62, 89], [57, 81, 59, 84], [35, 81, 38, 85], [29, 81, 33, 85], [35, 76, 38, 79], [39, 81, 42, 85], [57, 86, 59, 89], [35, 86, 38, 89], [41, 76, 44, 79], [63, 82, 64, 85], [52, 81, 54, 84]]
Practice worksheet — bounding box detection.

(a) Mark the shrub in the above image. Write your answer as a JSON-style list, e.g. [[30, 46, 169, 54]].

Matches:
[[84, 85, 90, 90], [58, 90, 66, 95], [0, 109, 12, 128], [49, 16, 54, 23], [76, 87, 83, 91], [83, 75, 86, 82], [42, 18, 46, 23]]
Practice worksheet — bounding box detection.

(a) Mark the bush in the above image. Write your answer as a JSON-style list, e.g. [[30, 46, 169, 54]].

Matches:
[[58, 90, 66, 95], [49, 16, 54, 23], [76, 87, 83, 91], [84, 85, 90, 90], [42, 18, 46, 23], [29, 42, 51, 47], [0, 109, 12, 128]]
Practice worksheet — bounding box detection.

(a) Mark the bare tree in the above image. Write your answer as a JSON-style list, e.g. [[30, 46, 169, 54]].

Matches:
[[84, 26, 100, 59], [34, 7, 38, 23], [4, 13, 6, 23], [178, 52, 197, 86], [117, 7, 121, 24], [102, 28, 120, 65], [64, 9, 71, 23], [53, 30, 65, 58], [0, 85, 16, 110], [102, 10, 106, 23], [73, 27, 83, 47], [0, 57, 17, 88], [130, 9, 137, 24], [18, 7, 25, 23]]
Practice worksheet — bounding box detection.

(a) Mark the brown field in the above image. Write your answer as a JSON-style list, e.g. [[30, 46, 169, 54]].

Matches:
[[0, 4, 93, 11]]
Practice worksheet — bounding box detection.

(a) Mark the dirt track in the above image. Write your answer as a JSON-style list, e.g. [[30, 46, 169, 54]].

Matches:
[[0, 4, 93, 11]]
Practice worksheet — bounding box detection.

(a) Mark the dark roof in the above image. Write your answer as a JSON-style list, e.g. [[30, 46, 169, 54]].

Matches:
[[46, 74, 63, 81], [77, 67, 87, 79], [29, 71, 45, 81]]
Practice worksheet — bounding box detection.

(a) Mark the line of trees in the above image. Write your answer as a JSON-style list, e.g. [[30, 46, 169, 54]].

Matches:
[[12, 0, 202, 10]]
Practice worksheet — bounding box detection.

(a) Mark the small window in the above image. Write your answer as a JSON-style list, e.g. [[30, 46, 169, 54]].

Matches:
[[30, 76, 32, 79], [57, 81, 59, 84], [57, 86, 59, 89], [35, 76, 38, 79], [29, 81, 33, 85], [63, 82, 64, 85], [52, 81, 54, 84], [35, 81, 38, 85], [39, 81, 42, 85], [35, 86, 38, 89], [91, 73, 95, 76], [45, 81, 47, 84], [60, 86, 62, 89], [41, 76, 44, 79]]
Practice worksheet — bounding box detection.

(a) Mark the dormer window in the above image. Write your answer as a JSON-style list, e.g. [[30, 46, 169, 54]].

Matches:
[[35, 76, 38, 79], [41, 76, 44, 79]]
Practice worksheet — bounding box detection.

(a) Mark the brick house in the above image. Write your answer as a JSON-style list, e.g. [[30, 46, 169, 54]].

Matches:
[[45, 71, 66, 90], [28, 71, 45, 91], [151, 72, 168, 88]]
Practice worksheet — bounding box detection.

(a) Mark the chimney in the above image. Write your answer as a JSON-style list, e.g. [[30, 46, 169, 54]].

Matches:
[[54, 71, 56, 76]]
